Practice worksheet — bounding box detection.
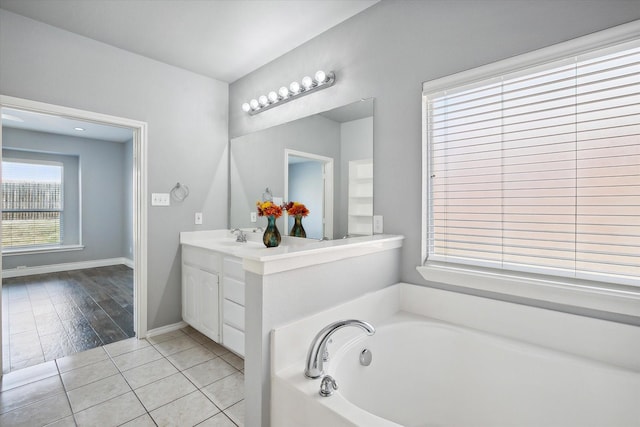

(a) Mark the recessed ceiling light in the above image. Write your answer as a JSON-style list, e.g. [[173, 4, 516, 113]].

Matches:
[[74, 127, 85, 131]]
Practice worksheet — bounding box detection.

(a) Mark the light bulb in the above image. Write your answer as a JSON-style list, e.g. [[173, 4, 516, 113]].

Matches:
[[301, 76, 315, 90], [242, 102, 251, 112], [258, 95, 269, 107], [289, 81, 301, 94], [315, 70, 327, 84], [249, 99, 259, 110], [278, 86, 290, 99], [268, 91, 279, 103]]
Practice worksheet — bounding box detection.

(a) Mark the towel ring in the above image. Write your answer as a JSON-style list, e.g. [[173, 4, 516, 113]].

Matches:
[[170, 182, 189, 202]]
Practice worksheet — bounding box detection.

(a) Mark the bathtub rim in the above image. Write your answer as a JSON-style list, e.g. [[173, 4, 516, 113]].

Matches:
[[271, 282, 640, 426]]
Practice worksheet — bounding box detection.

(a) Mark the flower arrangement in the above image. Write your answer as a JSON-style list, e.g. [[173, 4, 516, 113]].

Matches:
[[256, 200, 283, 218], [284, 201, 309, 217]]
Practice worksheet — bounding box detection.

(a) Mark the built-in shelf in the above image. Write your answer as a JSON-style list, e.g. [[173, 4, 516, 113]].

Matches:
[[348, 158, 373, 236]]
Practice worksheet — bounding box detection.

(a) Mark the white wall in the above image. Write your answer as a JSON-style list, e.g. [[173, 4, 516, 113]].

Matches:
[[229, 0, 640, 311], [0, 10, 229, 330]]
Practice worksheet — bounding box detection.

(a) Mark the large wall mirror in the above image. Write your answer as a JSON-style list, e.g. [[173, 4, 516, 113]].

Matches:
[[229, 98, 374, 239]]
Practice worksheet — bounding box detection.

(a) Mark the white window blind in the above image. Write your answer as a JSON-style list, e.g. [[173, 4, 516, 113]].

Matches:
[[425, 40, 639, 287], [2, 159, 63, 248]]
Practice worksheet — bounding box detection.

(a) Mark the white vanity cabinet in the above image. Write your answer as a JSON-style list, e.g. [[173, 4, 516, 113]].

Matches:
[[222, 256, 246, 356], [181, 245, 221, 342], [181, 243, 246, 356]]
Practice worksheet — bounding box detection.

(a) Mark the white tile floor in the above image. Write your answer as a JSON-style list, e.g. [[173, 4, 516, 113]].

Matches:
[[0, 327, 244, 426]]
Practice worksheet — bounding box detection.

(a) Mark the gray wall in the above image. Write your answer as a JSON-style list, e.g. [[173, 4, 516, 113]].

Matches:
[[229, 0, 640, 291], [0, 10, 229, 330], [2, 128, 128, 269]]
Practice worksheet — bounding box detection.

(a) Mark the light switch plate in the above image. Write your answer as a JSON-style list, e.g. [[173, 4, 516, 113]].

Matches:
[[373, 215, 383, 234], [151, 193, 170, 206], [195, 212, 203, 225], [250, 212, 257, 223]]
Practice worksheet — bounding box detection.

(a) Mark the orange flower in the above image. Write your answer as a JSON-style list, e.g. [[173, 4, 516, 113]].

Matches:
[[284, 201, 309, 217], [256, 200, 283, 218]]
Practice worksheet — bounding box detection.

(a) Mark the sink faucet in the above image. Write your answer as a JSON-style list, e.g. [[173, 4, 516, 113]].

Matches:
[[230, 228, 247, 242], [304, 319, 375, 379]]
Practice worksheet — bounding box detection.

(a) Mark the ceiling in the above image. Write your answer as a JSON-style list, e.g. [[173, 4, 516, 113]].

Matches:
[[0, 0, 378, 141], [0, 0, 379, 83], [2, 108, 133, 142]]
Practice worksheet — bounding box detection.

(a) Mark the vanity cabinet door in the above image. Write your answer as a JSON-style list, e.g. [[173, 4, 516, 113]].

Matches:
[[181, 264, 200, 327], [181, 246, 221, 343], [199, 270, 220, 341]]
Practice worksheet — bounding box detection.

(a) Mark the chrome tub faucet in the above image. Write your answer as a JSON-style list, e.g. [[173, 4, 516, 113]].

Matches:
[[304, 319, 375, 379]]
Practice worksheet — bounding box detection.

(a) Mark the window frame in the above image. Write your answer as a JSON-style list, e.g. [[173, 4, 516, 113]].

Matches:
[[419, 21, 640, 318], [2, 153, 83, 255], [2, 157, 64, 249]]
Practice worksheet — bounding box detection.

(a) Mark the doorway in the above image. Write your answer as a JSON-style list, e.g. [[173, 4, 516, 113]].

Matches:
[[0, 95, 147, 374], [284, 149, 334, 239]]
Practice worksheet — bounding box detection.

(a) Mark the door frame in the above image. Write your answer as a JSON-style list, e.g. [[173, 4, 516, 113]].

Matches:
[[0, 95, 148, 373], [284, 149, 334, 239]]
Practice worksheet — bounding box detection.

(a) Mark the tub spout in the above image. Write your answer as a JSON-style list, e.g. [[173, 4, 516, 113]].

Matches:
[[304, 319, 375, 379]]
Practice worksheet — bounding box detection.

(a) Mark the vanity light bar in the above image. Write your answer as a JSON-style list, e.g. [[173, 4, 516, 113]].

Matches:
[[242, 70, 336, 116]]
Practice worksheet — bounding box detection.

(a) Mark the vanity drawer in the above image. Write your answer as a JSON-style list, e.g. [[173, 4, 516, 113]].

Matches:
[[223, 299, 245, 331], [223, 324, 244, 356], [182, 245, 220, 273], [223, 256, 244, 281], [223, 277, 245, 306]]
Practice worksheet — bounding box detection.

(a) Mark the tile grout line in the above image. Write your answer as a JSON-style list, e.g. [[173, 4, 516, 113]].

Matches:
[[55, 358, 80, 426], [147, 331, 244, 426], [2, 329, 245, 426]]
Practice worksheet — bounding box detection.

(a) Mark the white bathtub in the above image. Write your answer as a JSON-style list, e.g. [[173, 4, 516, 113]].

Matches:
[[271, 283, 640, 427], [331, 315, 640, 426]]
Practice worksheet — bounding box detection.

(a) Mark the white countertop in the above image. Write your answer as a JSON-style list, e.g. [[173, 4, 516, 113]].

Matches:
[[180, 229, 404, 275]]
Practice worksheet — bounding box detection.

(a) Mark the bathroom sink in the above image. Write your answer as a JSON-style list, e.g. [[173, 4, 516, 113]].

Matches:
[[216, 239, 263, 248]]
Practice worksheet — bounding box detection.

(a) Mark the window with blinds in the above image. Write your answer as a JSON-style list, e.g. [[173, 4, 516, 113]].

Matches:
[[424, 40, 639, 287], [2, 159, 64, 248]]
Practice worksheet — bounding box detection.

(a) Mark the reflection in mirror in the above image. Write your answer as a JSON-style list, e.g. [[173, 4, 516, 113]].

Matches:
[[229, 98, 373, 239], [286, 150, 334, 239]]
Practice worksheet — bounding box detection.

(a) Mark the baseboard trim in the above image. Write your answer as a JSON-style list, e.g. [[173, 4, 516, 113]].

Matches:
[[2, 257, 134, 278], [146, 321, 188, 338], [122, 258, 135, 269]]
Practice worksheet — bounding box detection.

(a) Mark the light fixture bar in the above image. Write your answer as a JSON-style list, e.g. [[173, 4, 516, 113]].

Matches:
[[243, 71, 336, 116]]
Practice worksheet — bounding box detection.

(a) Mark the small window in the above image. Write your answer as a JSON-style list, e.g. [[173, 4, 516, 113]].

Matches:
[[423, 39, 639, 287], [2, 159, 64, 248]]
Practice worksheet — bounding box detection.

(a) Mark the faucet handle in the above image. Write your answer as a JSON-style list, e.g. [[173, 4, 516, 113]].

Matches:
[[231, 228, 247, 242], [319, 375, 338, 397]]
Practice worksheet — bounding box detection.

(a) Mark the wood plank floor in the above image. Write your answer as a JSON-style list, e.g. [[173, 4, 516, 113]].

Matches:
[[2, 265, 134, 374]]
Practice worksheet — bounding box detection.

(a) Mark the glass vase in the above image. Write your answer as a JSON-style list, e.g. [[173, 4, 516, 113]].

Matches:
[[290, 215, 306, 238], [263, 215, 281, 248]]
